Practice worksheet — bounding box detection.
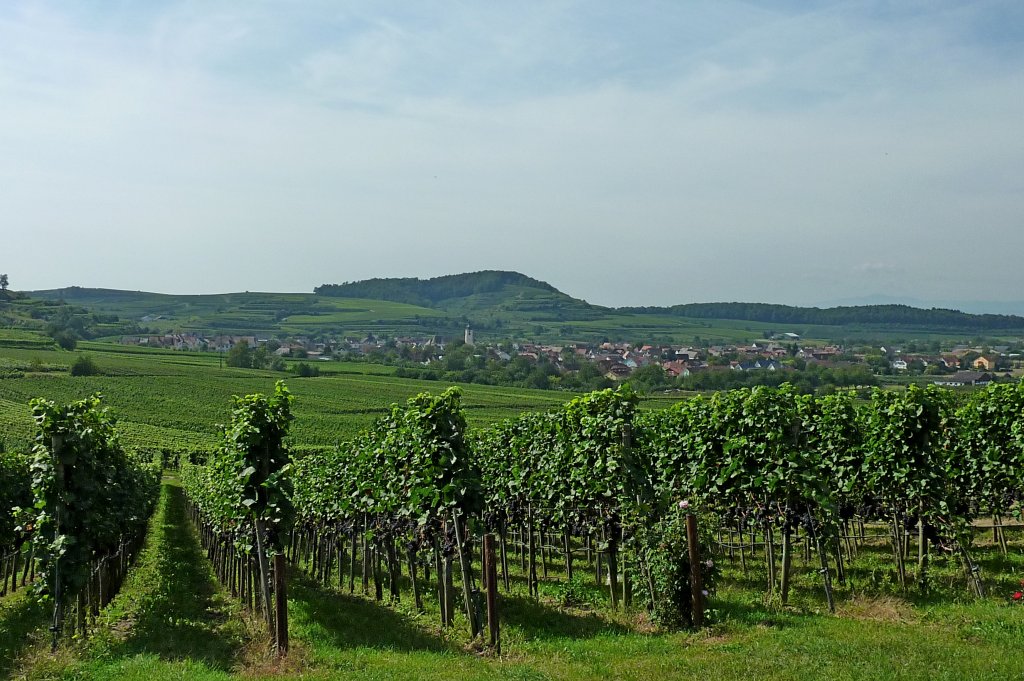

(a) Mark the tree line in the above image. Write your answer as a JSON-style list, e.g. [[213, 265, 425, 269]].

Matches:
[[623, 302, 1024, 331]]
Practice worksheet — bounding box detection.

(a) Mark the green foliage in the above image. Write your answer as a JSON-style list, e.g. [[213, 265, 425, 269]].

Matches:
[[0, 450, 31, 547], [476, 385, 641, 533], [294, 362, 319, 377], [626, 363, 669, 391], [182, 380, 294, 552], [861, 385, 960, 524], [225, 341, 253, 368], [290, 386, 478, 546], [52, 330, 78, 351], [634, 503, 717, 629], [25, 394, 159, 606], [315, 270, 561, 307], [555, 574, 597, 607], [954, 382, 1024, 519], [69, 353, 99, 376]]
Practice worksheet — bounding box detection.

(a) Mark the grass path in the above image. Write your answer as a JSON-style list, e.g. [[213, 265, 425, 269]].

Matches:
[[17, 477, 249, 680], [7, 478, 1024, 680], [0, 585, 47, 678]]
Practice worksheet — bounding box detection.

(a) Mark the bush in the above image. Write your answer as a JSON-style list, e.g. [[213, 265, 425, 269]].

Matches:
[[69, 354, 99, 376], [634, 503, 717, 629], [53, 330, 78, 350], [556, 574, 597, 608], [294, 362, 320, 377]]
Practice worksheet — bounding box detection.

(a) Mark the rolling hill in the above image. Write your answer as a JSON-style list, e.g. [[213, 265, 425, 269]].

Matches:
[[25, 271, 1024, 344]]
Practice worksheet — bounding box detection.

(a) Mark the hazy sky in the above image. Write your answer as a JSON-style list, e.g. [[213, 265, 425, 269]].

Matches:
[[2, 1, 1022, 307]]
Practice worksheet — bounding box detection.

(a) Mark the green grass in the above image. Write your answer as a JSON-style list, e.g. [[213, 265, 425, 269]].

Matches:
[[0, 340, 695, 455], [7, 481, 1024, 679], [0, 584, 48, 678], [272, 518, 1024, 680], [15, 477, 249, 680], [0, 344, 578, 453]]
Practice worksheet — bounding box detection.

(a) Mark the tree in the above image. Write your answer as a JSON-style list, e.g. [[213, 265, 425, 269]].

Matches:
[[226, 341, 253, 368], [628, 363, 668, 391], [252, 345, 270, 369], [294, 362, 320, 377], [69, 354, 99, 376], [0, 274, 8, 291], [53, 330, 78, 351]]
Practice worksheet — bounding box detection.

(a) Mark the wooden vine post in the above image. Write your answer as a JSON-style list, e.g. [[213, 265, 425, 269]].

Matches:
[[273, 552, 288, 655], [607, 525, 619, 610], [452, 511, 481, 638], [806, 506, 835, 613], [686, 512, 704, 628], [484, 533, 500, 653], [49, 434, 65, 651], [916, 504, 928, 591], [780, 523, 793, 605]]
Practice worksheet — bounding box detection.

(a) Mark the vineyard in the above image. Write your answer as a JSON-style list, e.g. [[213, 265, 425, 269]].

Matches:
[[0, 343, 577, 455], [1, 379, 1024, 679]]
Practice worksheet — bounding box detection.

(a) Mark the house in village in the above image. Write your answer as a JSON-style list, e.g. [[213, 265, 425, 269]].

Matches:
[[973, 355, 999, 371], [934, 371, 993, 387]]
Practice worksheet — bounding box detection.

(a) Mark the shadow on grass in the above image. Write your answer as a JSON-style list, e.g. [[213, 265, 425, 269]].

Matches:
[[100, 482, 240, 670], [499, 594, 633, 640], [288, 570, 453, 653], [0, 591, 47, 678]]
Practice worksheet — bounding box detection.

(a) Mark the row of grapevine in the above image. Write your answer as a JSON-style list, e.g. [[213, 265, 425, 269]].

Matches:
[[20, 395, 160, 646], [475, 385, 714, 625], [637, 382, 1024, 601], [171, 379, 1024, 642], [284, 383, 712, 630], [179, 381, 295, 654], [288, 386, 485, 633], [0, 450, 32, 596]]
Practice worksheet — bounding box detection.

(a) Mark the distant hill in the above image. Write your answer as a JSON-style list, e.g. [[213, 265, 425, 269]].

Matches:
[[819, 294, 1024, 317], [23, 273, 1024, 342], [622, 302, 1024, 331], [316, 271, 557, 305], [316, 270, 606, 322]]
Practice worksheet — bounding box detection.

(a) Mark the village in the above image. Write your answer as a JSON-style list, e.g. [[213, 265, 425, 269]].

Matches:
[[120, 326, 1022, 389]]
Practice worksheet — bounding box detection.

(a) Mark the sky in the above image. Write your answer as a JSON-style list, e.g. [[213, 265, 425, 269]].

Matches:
[[1, 1, 1022, 308]]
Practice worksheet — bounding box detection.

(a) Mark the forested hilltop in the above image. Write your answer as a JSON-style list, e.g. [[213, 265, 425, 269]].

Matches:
[[315, 270, 570, 308], [622, 302, 1024, 331]]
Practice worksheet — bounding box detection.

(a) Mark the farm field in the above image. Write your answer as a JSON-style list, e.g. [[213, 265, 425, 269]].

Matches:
[[3, 342, 1024, 680], [0, 336, 700, 455], [0, 342, 582, 453], [26, 289, 449, 338], [4, 477, 1023, 680]]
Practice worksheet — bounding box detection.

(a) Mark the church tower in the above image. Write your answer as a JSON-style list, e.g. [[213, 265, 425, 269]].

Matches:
[[464, 325, 474, 346]]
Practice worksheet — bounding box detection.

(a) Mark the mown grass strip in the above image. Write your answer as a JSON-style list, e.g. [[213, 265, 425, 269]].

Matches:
[[0, 585, 48, 678], [18, 477, 249, 680]]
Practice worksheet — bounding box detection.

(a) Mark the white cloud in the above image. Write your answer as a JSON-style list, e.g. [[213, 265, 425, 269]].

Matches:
[[0, 1, 1022, 306]]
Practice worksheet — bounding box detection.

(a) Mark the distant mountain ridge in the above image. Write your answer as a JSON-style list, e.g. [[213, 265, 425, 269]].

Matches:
[[25, 271, 1024, 337], [621, 301, 1024, 331], [819, 294, 1024, 317], [315, 271, 1024, 330]]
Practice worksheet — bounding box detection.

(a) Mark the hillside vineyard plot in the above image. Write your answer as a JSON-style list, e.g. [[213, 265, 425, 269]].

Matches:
[[3, 379, 1024, 679], [176, 382, 1024, 654]]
